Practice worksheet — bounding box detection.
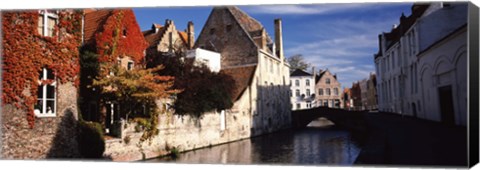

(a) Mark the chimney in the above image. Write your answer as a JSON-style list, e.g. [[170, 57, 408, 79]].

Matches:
[[165, 19, 172, 25], [312, 66, 316, 77], [274, 19, 284, 61], [187, 21, 194, 49]]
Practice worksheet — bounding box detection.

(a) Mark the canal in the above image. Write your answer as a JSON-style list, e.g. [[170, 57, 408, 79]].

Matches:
[[147, 118, 362, 165]]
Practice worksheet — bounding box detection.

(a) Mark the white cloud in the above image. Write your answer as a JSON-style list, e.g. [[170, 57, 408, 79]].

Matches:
[[244, 4, 382, 15], [283, 17, 394, 88]]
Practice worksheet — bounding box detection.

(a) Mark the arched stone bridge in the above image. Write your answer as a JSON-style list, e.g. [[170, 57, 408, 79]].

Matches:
[[291, 107, 369, 133]]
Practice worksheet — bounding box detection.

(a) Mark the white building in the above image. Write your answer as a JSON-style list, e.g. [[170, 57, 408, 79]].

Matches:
[[374, 2, 467, 126], [186, 48, 221, 72], [290, 69, 316, 110]]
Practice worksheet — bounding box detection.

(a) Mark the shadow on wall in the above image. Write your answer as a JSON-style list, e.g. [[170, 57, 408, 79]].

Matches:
[[250, 84, 292, 136], [46, 108, 81, 158]]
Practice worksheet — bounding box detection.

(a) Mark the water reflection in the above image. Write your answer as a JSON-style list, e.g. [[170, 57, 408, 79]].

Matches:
[[149, 121, 361, 165]]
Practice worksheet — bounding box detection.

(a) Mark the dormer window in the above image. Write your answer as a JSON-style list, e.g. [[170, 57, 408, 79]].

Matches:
[[38, 10, 58, 37]]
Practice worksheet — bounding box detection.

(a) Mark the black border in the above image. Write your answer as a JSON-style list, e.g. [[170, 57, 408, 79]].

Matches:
[[468, 2, 479, 168]]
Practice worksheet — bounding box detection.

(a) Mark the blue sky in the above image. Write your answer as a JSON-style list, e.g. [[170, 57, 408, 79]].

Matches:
[[133, 3, 412, 89]]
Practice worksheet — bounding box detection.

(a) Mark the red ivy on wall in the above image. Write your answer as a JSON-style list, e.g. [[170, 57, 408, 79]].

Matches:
[[94, 9, 148, 74], [2, 10, 82, 128]]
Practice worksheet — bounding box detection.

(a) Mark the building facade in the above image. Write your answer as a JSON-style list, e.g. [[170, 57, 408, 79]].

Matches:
[[2, 10, 82, 158], [374, 2, 467, 126], [290, 69, 316, 110], [195, 7, 291, 136], [343, 88, 353, 110], [366, 73, 378, 111], [314, 69, 343, 108]]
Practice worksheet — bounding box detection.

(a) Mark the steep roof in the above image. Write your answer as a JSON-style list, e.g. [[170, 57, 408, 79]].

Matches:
[[290, 69, 312, 77], [225, 6, 274, 54], [83, 10, 114, 44], [220, 65, 257, 101], [315, 71, 326, 83], [383, 4, 429, 51]]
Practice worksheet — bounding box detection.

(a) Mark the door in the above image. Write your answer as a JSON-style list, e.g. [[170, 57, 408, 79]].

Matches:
[[438, 85, 455, 125]]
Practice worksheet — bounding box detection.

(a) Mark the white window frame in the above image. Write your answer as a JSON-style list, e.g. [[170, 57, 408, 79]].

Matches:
[[38, 10, 58, 37], [34, 68, 57, 117]]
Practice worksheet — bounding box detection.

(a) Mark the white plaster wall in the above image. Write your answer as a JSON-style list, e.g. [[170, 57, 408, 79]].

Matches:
[[186, 48, 221, 72], [290, 75, 315, 110], [417, 27, 467, 126]]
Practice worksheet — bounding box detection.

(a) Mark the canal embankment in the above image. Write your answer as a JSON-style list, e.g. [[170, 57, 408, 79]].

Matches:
[[354, 112, 467, 167]]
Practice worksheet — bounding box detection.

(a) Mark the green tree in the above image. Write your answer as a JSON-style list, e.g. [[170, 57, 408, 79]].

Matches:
[[93, 64, 179, 141], [287, 54, 311, 72], [147, 51, 236, 117]]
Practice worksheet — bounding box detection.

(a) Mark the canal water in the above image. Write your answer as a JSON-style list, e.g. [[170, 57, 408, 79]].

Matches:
[[148, 119, 362, 165]]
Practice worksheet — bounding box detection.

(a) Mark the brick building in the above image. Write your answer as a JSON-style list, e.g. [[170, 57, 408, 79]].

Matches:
[[195, 6, 291, 136], [314, 69, 343, 108]]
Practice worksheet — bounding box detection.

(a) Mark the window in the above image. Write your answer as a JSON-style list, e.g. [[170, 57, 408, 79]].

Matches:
[[306, 89, 311, 97], [226, 24, 232, 32], [38, 10, 57, 37], [326, 78, 331, 84], [270, 59, 273, 73], [318, 100, 323, 106], [295, 90, 300, 97], [127, 61, 134, 70], [290, 90, 292, 97], [34, 68, 56, 117], [319, 88, 323, 96], [334, 88, 339, 96], [295, 80, 299, 86], [306, 79, 310, 86], [122, 27, 127, 37], [209, 28, 215, 35], [326, 88, 331, 96], [392, 51, 395, 69], [296, 103, 301, 109]]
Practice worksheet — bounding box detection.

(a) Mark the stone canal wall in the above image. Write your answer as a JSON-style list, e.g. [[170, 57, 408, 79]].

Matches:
[[104, 86, 291, 161], [104, 110, 254, 161]]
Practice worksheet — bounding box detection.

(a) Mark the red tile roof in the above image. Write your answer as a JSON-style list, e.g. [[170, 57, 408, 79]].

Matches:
[[220, 65, 257, 101], [83, 9, 114, 44]]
